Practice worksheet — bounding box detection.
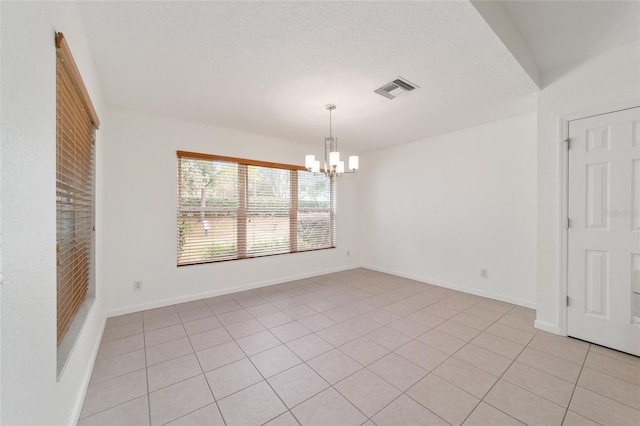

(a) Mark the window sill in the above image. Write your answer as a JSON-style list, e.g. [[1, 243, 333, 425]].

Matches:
[[57, 296, 95, 379]]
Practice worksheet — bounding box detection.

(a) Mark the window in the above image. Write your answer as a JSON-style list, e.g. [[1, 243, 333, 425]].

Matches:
[[55, 33, 100, 345], [177, 151, 335, 265]]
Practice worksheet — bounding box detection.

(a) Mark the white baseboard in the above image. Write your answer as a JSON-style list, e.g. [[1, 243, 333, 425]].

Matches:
[[80, 263, 547, 425], [107, 262, 539, 317], [362, 264, 537, 309], [106, 264, 361, 318], [534, 319, 562, 335]]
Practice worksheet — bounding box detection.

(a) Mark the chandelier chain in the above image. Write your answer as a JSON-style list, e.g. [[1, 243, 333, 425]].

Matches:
[[329, 107, 332, 139]]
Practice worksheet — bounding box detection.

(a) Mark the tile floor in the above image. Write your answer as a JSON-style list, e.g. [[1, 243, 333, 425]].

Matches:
[[78, 268, 640, 426]]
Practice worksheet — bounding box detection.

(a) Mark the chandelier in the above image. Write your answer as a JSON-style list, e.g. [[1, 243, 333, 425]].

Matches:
[[305, 104, 358, 177]]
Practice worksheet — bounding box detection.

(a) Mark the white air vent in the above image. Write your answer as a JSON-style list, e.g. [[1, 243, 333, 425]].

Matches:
[[375, 77, 419, 100]]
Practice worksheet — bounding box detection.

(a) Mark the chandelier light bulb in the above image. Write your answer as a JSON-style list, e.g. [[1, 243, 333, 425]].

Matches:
[[305, 155, 316, 169], [329, 151, 340, 167], [348, 156, 359, 171], [304, 104, 359, 177]]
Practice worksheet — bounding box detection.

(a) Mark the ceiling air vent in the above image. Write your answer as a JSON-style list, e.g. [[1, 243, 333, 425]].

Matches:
[[375, 77, 419, 100]]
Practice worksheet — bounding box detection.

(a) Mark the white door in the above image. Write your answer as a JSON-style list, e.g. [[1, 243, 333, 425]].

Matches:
[[568, 106, 640, 356]]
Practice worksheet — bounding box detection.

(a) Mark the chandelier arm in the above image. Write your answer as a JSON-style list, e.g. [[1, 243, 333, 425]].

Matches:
[[305, 104, 357, 177]]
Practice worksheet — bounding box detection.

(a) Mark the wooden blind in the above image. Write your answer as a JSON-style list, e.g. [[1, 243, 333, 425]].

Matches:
[[177, 151, 336, 266], [56, 33, 99, 345]]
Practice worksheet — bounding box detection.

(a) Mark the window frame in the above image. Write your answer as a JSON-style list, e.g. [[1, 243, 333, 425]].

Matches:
[[55, 32, 100, 348], [177, 151, 336, 266]]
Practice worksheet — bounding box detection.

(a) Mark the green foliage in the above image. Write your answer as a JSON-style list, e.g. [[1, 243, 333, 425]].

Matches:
[[204, 242, 237, 258], [299, 200, 330, 209], [247, 239, 289, 255], [297, 218, 331, 249], [203, 239, 291, 259], [181, 197, 237, 208], [177, 220, 190, 254], [178, 159, 335, 263], [181, 197, 327, 211]]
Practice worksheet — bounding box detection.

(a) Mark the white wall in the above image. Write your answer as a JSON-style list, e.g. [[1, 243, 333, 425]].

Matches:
[[0, 2, 107, 425], [102, 108, 360, 315], [360, 112, 538, 307], [536, 40, 640, 333]]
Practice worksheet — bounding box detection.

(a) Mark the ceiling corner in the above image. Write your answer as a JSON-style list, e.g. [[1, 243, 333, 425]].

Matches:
[[470, 0, 541, 89]]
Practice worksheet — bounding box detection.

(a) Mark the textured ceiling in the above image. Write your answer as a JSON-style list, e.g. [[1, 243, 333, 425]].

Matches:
[[78, 1, 540, 153], [76, 1, 640, 153], [501, 0, 640, 75]]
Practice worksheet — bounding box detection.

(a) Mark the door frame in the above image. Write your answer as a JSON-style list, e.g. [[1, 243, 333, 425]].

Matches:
[[559, 100, 640, 337]]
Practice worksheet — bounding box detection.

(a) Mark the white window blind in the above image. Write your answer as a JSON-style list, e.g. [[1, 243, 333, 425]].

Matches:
[[297, 170, 335, 251], [177, 151, 335, 266]]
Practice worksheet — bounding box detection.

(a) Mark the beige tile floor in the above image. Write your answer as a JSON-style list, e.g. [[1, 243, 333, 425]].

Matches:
[[78, 268, 640, 426]]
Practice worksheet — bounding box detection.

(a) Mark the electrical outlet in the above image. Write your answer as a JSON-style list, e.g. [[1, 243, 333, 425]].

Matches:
[[347, 250, 350, 257], [134, 280, 142, 291], [480, 269, 488, 278]]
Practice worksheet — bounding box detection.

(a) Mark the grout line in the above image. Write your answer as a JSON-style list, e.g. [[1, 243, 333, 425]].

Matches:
[[182, 308, 227, 425], [570, 347, 640, 412], [560, 342, 591, 425], [142, 318, 153, 426], [426, 302, 531, 425], [89, 271, 558, 426], [326, 295, 477, 423], [586, 342, 640, 366], [76, 369, 149, 421], [214, 308, 294, 424]]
